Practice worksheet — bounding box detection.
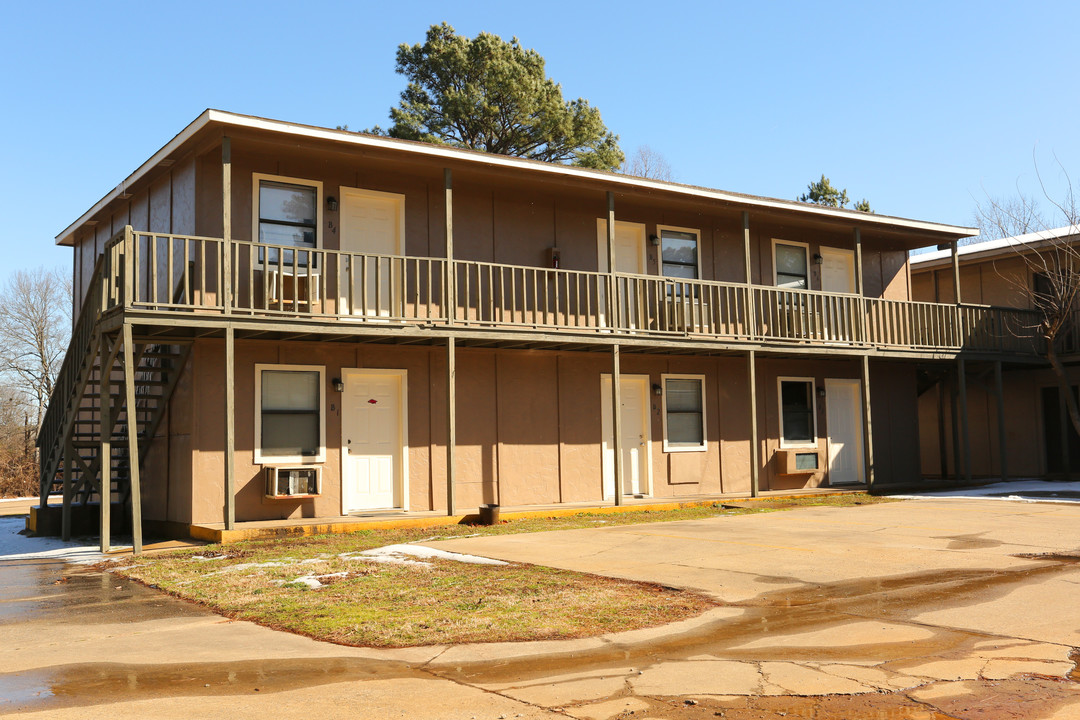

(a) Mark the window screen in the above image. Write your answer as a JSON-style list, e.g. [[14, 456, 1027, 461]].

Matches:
[[665, 377, 704, 448], [260, 370, 320, 457]]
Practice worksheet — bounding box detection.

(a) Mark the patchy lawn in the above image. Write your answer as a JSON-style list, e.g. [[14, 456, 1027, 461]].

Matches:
[[114, 493, 893, 648]]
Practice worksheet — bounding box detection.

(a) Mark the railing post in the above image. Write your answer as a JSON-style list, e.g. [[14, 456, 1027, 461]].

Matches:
[[222, 137, 233, 315], [606, 192, 618, 331], [122, 226, 134, 308]]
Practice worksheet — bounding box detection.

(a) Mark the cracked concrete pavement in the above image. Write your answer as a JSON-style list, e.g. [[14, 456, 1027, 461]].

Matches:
[[1, 497, 1079, 718]]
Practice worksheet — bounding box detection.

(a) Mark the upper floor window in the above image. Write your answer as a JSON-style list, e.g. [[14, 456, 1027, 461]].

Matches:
[[773, 240, 809, 290], [660, 227, 700, 281], [253, 174, 322, 263]]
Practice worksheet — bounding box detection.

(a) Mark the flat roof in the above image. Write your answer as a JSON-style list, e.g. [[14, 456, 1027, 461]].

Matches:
[[57, 109, 981, 246], [910, 225, 1080, 269]]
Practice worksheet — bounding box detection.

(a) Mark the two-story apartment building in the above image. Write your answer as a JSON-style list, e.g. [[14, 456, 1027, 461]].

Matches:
[[911, 227, 1080, 482], [36, 110, 1045, 550]]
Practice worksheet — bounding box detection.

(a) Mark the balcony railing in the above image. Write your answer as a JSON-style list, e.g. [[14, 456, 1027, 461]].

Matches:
[[96, 230, 1046, 356]]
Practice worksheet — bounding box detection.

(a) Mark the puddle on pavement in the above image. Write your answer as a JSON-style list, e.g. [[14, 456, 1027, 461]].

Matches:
[[936, 532, 1002, 550], [0, 658, 423, 712], [2, 551, 1080, 716]]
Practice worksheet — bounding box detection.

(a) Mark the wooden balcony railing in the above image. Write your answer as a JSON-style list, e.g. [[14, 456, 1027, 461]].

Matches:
[[94, 229, 1047, 356]]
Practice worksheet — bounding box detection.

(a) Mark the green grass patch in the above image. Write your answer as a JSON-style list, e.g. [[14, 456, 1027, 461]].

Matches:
[[114, 493, 893, 647]]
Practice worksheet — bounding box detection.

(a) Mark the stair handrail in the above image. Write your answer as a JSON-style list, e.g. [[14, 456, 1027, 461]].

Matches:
[[36, 243, 112, 498]]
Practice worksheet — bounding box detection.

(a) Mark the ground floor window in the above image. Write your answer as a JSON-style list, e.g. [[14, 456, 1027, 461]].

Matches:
[[779, 377, 816, 447], [255, 364, 325, 463], [662, 374, 706, 451]]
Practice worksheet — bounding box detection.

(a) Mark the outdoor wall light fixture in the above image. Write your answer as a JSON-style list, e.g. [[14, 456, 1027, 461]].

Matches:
[[813, 253, 824, 265], [652, 383, 663, 396], [817, 386, 826, 398], [332, 378, 345, 392], [649, 234, 660, 246], [326, 196, 338, 211]]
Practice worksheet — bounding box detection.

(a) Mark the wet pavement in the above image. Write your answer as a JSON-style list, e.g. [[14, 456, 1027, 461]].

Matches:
[[1, 498, 1079, 718]]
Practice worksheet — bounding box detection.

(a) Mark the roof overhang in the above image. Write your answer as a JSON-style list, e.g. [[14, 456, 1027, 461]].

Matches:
[[57, 109, 981, 246], [910, 226, 1080, 270]]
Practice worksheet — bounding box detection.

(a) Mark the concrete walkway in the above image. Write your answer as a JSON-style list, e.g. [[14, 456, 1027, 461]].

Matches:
[[1, 497, 1079, 719]]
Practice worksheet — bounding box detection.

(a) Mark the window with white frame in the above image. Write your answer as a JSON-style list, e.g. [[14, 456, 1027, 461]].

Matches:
[[255, 365, 325, 463], [662, 374, 706, 451], [253, 174, 322, 265], [778, 377, 816, 448], [660, 228, 700, 280], [773, 240, 809, 290]]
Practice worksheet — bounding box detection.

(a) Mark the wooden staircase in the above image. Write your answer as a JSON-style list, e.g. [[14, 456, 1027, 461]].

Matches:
[[36, 245, 191, 550]]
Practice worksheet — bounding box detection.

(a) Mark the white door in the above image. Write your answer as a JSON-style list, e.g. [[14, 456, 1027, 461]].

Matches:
[[820, 247, 856, 294], [339, 188, 404, 316], [341, 369, 407, 511], [597, 220, 646, 328], [600, 374, 652, 497], [825, 378, 864, 485]]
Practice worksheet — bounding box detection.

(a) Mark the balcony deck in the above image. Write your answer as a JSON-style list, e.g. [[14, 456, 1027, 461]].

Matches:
[[93, 229, 1047, 361]]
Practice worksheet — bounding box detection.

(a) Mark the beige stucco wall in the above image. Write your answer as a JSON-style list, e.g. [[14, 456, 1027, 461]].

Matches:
[[139, 339, 920, 526]]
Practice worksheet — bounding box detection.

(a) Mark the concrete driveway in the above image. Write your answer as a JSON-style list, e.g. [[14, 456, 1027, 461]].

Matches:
[[1, 497, 1079, 719]]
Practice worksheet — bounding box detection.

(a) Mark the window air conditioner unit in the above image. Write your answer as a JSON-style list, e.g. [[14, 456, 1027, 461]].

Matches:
[[264, 465, 322, 498], [777, 449, 820, 475]]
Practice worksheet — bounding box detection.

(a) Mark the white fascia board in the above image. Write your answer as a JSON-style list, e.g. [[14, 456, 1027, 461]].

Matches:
[[910, 225, 1080, 269], [58, 108, 978, 245]]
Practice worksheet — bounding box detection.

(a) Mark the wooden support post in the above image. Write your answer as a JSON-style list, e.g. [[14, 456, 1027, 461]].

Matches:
[[445, 169, 455, 325], [950, 384, 961, 481], [950, 239, 961, 305], [611, 343, 623, 506], [994, 361, 1008, 482], [222, 137, 232, 314], [937, 373, 949, 479], [122, 323, 143, 555], [854, 228, 864, 295], [224, 326, 235, 530], [748, 350, 759, 498], [743, 212, 755, 339], [61, 440, 72, 542], [854, 228, 867, 342], [1059, 387, 1071, 480], [100, 336, 112, 553], [446, 336, 456, 516], [957, 357, 971, 482], [606, 192, 617, 328], [860, 355, 875, 488]]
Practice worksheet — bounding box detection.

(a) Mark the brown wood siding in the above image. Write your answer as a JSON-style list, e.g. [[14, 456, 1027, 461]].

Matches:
[[161, 340, 921, 526]]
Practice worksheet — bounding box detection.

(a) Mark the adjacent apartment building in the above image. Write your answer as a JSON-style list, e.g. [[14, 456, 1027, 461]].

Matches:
[[35, 110, 1046, 548], [910, 227, 1080, 481]]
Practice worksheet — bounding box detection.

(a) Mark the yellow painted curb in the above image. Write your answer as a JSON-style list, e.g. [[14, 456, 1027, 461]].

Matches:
[[189, 490, 861, 544]]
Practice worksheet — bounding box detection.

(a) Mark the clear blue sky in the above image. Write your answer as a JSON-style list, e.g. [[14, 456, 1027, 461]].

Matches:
[[2, 0, 1078, 276]]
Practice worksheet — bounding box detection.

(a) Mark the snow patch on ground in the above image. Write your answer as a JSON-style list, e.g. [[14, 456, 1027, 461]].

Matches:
[[350, 543, 509, 567], [894, 480, 1080, 503], [0, 516, 108, 563]]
